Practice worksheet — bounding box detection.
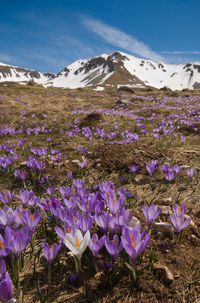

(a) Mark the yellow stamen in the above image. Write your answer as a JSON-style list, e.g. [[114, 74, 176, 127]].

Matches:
[[131, 235, 136, 247], [93, 238, 97, 243], [0, 240, 5, 249], [107, 192, 110, 196], [48, 201, 51, 206], [5, 209, 8, 214], [179, 206, 182, 213], [5, 194, 7, 200], [86, 203, 89, 209], [76, 238, 80, 247], [30, 215, 34, 221], [73, 216, 75, 224], [113, 239, 116, 247], [18, 213, 21, 219], [50, 245, 53, 251], [67, 228, 71, 234], [21, 208, 24, 212], [113, 198, 117, 205]]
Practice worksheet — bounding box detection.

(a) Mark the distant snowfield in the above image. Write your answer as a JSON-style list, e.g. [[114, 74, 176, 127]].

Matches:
[[93, 86, 105, 91]]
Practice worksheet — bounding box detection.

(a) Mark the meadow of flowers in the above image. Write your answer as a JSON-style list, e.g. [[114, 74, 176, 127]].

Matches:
[[0, 85, 199, 303]]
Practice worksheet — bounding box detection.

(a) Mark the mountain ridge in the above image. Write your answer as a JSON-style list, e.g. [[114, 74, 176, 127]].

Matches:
[[0, 51, 200, 90]]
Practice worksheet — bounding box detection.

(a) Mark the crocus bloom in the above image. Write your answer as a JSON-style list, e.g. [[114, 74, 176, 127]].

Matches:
[[0, 227, 12, 258], [105, 234, 123, 261], [170, 204, 191, 235], [88, 234, 106, 257], [146, 160, 159, 176], [14, 169, 27, 182], [0, 260, 16, 302], [130, 164, 140, 173], [22, 209, 42, 231], [16, 190, 35, 207], [95, 211, 111, 232], [121, 225, 150, 266], [172, 204, 187, 217], [186, 168, 196, 181], [42, 241, 61, 264], [64, 229, 90, 261], [142, 204, 162, 227], [0, 191, 15, 205], [0, 207, 13, 228], [170, 213, 191, 235], [10, 226, 32, 258], [106, 194, 125, 215], [77, 160, 87, 168]]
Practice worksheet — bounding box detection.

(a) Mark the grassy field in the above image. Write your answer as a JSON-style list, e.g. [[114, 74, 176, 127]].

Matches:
[[0, 84, 199, 303]]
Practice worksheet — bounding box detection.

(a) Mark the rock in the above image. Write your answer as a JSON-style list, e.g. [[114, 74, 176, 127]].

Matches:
[[152, 222, 174, 239], [160, 86, 172, 91], [118, 86, 135, 93], [128, 216, 140, 229], [153, 262, 174, 285], [159, 205, 172, 216]]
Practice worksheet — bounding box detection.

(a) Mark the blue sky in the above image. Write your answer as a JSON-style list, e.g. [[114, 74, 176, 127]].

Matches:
[[1, 0, 200, 72]]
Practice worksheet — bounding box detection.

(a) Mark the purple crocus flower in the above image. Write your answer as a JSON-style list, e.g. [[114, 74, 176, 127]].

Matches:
[[51, 153, 61, 163], [105, 234, 123, 261], [0, 191, 15, 205], [22, 209, 42, 231], [14, 169, 27, 182], [26, 157, 44, 174], [0, 260, 16, 302], [77, 160, 87, 168], [130, 163, 140, 173], [170, 211, 191, 235], [95, 211, 111, 233], [10, 226, 32, 258], [0, 207, 13, 228], [59, 186, 73, 198], [172, 204, 187, 217], [106, 194, 125, 215], [41, 241, 61, 264], [88, 234, 106, 257], [40, 174, 49, 184], [186, 168, 196, 181], [79, 213, 93, 234], [16, 190, 35, 207], [165, 171, 176, 182], [146, 160, 159, 176], [121, 225, 150, 266], [0, 227, 12, 257], [142, 204, 162, 227]]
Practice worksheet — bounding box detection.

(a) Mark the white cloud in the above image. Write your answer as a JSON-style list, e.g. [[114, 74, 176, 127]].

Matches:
[[162, 51, 200, 55], [80, 16, 166, 63]]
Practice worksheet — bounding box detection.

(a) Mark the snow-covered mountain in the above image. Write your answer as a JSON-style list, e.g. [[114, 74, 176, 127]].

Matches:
[[0, 62, 54, 85], [1, 52, 200, 90]]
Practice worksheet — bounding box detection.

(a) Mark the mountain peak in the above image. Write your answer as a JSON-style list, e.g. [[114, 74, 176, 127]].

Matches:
[[0, 52, 200, 90]]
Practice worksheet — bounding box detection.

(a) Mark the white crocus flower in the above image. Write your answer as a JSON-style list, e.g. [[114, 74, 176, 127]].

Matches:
[[64, 229, 90, 272]]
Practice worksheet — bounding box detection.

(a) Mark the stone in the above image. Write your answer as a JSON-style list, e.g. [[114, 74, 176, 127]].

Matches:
[[128, 216, 140, 229], [159, 205, 172, 216], [152, 222, 174, 239], [153, 262, 174, 285]]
